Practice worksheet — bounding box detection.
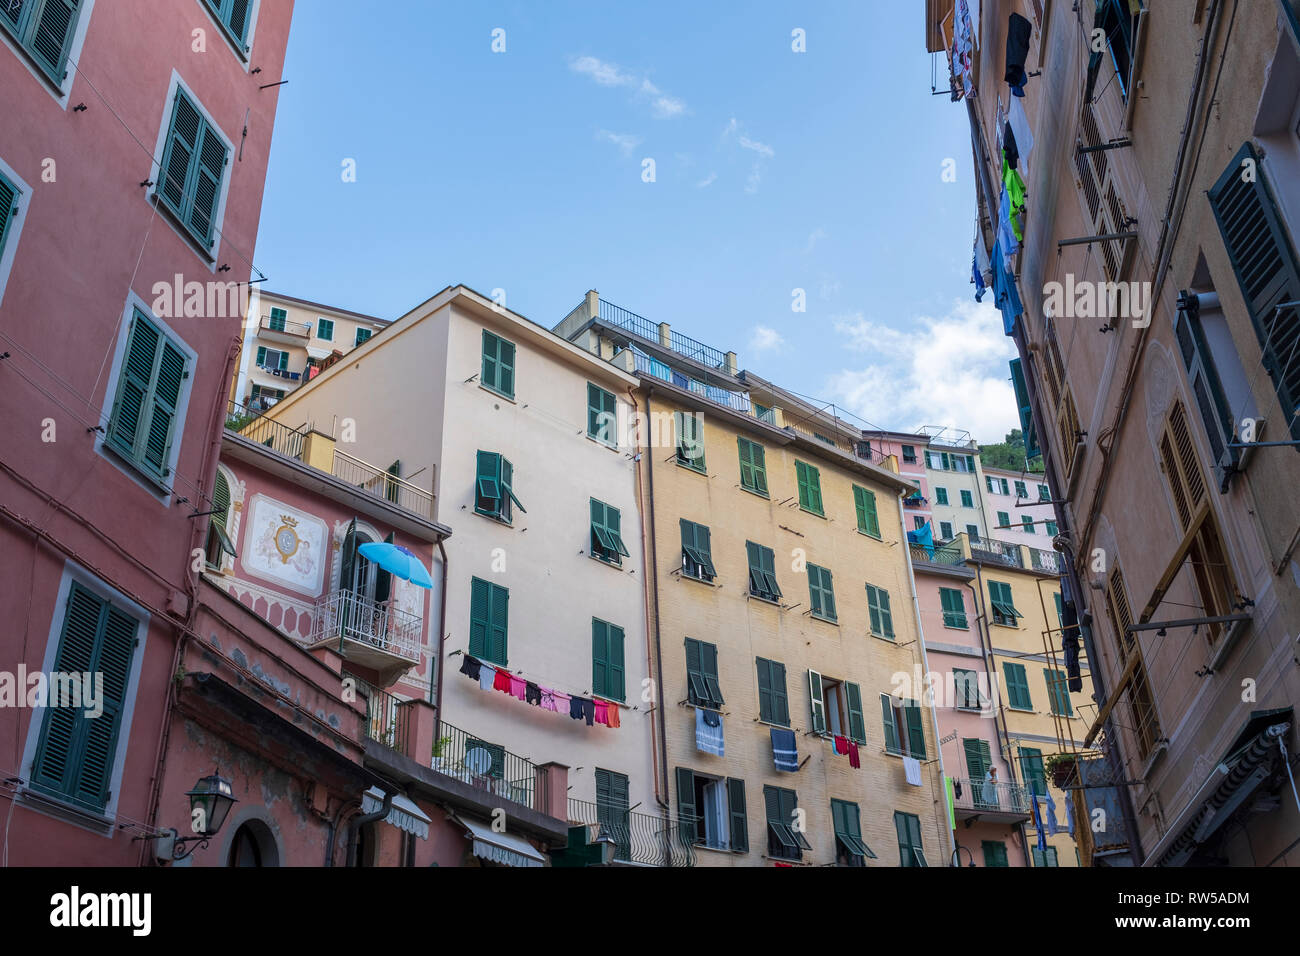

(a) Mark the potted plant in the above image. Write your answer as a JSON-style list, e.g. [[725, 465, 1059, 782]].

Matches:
[[431, 735, 451, 770], [1044, 752, 1079, 789]]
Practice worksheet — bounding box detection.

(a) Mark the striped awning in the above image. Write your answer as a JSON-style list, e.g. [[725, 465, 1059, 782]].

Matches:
[[361, 787, 431, 840], [453, 815, 546, 867]]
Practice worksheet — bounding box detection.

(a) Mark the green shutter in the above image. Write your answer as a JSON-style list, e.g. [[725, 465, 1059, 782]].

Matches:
[[845, 682, 866, 744], [935, 487, 949, 505], [795, 461, 823, 514], [881, 695, 901, 753], [747, 541, 780, 600], [853, 485, 880, 536], [757, 658, 788, 724], [1045, 668, 1071, 716], [879, 588, 893, 637], [157, 90, 227, 249], [737, 437, 768, 495], [675, 411, 705, 472], [940, 587, 968, 628], [1004, 662, 1031, 710], [808, 564, 835, 620], [685, 637, 705, 704], [0, 171, 18, 259], [1020, 747, 1046, 796], [500, 456, 525, 514], [468, 577, 490, 659], [964, 738, 991, 780], [603, 622, 625, 700], [983, 841, 1009, 867], [675, 768, 697, 844], [475, 450, 502, 515], [726, 778, 748, 852], [807, 670, 825, 734], [680, 519, 715, 579], [592, 619, 609, 698], [587, 383, 616, 444], [10, 0, 81, 84], [489, 582, 508, 665], [106, 310, 189, 481], [905, 701, 926, 758], [481, 330, 515, 398]]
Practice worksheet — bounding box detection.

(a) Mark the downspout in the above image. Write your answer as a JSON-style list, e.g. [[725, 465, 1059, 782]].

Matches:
[[431, 537, 449, 742], [636, 387, 671, 808], [897, 496, 952, 867], [965, 564, 1032, 867], [345, 789, 392, 868]]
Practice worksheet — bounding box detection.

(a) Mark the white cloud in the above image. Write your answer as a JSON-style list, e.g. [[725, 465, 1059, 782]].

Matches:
[[596, 129, 642, 155], [723, 118, 773, 193], [745, 163, 762, 194], [750, 326, 785, 351], [696, 172, 717, 188], [738, 135, 774, 158], [805, 228, 827, 253], [569, 56, 687, 118], [822, 299, 1020, 443]]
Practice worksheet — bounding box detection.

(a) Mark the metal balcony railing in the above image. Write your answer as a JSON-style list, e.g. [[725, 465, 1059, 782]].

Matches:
[[310, 589, 423, 665], [568, 798, 696, 866], [332, 449, 434, 520], [1027, 546, 1062, 574], [909, 541, 967, 567], [226, 400, 306, 458], [260, 314, 312, 337], [953, 777, 1032, 815], [431, 719, 550, 814], [970, 536, 1025, 568], [360, 683, 413, 753], [631, 351, 752, 415], [598, 298, 729, 371]]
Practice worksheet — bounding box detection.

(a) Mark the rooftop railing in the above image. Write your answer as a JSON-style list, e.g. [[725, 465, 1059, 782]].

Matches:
[[568, 798, 695, 866], [632, 350, 753, 415], [227, 399, 306, 459], [599, 298, 730, 371], [332, 449, 434, 520], [909, 541, 968, 567], [1027, 546, 1062, 575]]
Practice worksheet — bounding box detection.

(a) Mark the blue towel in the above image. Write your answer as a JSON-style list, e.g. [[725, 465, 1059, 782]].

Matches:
[[695, 708, 725, 757], [1031, 796, 1047, 852], [1045, 788, 1060, 836], [1065, 791, 1076, 837], [771, 727, 799, 772]]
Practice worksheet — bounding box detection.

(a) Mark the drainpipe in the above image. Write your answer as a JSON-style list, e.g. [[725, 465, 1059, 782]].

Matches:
[[964, 566, 1032, 867], [635, 387, 670, 808], [897, 497, 953, 867], [345, 789, 392, 868], [431, 537, 449, 741]]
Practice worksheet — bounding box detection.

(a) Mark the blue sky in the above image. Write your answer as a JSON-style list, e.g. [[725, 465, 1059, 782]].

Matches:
[[254, 0, 1020, 442]]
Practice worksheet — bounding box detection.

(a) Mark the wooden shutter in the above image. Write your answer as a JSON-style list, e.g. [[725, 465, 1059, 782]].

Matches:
[[142, 338, 187, 476], [738, 438, 767, 494], [1173, 303, 1234, 483], [468, 577, 490, 659], [0, 172, 17, 256], [372, 532, 394, 604], [1044, 669, 1071, 715], [1208, 142, 1300, 441], [28, 0, 79, 81], [211, 469, 231, 531], [228, 0, 251, 41], [1004, 662, 1031, 709], [756, 658, 774, 723], [1020, 746, 1046, 795], [675, 768, 697, 844], [867, 585, 883, 635], [963, 738, 991, 780], [771, 661, 789, 725], [592, 619, 609, 697], [700, 641, 722, 705], [726, 778, 748, 852], [497, 337, 515, 397], [854, 486, 880, 536], [1010, 358, 1040, 459], [159, 92, 201, 219], [905, 701, 926, 758], [488, 582, 508, 665], [878, 588, 893, 637], [807, 669, 825, 734], [607, 624, 625, 700], [107, 312, 160, 460], [881, 694, 901, 752], [845, 682, 866, 744], [1159, 401, 1207, 533], [188, 118, 227, 246]]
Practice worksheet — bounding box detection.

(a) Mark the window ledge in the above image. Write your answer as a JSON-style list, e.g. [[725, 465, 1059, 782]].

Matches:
[[19, 788, 114, 837], [478, 382, 517, 404], [678, 571, 719, 588], [149, 193, 217, 263], [692, 842, 739, 855], [592, 693, 625, 707], [585, 434, 620, 452], [473, 508, 514, 528], [798, 508, 826, 519], [684, 699, 726, 711], [857, 530, 883, 540], [675, 460, 708, 476], [869, 632, 896, 643], [1007, 705, 1035, 714], [810, 613, 839, 626], [588, 552, 624, 570], [739, 485, 770, 500], [746, 593, 782, 607], [943, 623, 971, 631], [756, 718, 791, 731]]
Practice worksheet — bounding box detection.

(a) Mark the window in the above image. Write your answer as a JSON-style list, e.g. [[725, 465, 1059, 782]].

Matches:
[[588, 498, 630, 565], [913, 517, 925, 530], [1095, 0, 1138, 99], [156, 88, 230, 252], [676, 769, 747, 852], [881, 695, 926, 758], [267, 307, 287, 331], [894, 811, 926, 867], [256, 346, 288, 371], [737, 437, 768, 495], [1045, 520, 1058, 536], [963, 738, 992, 790], [939, 521, 953, 540], [685, 638, 723, 708], [988, 581, 1022, 626], [354, 327, 371, 347], [591, 619, 626, 701], [764, 786, 809, 861], [986, 476, 998, 494], [480, 329, 516, 398], [953, 669, 980, 710], [901, 444, 916, 463], [468, 577, 508, 666], [746, 542, 781, 602], [982, 841, 1010, 867], [1003, 662, 1032, 710], [1019, 747, 1047, 797], [755, 657, 789, 726], [586, 383, 617, 446], [465, 737, 505, 778], [794, 460, 823, 515], [105, 308, 191, 486], [966, 523, 980, 539], [249, 384, 283, 404], [1106, 565, 1162, 760], [204, 468, 235, 569], [679, 518, 716, 582], [200, 0, 254, 55], [29, 580, 140, 813], [807, 672, 866, 743], [675, 410, 705, 472], [865, 584, 893, 638], [996, 510, 1010, 530], [1038, 484, 1051, 501], [831, 799, 874, 866], [1014, 480, 1028, 499], [1032, 846, 1060, 867], [0, 164, 26, 304], [754, 402, 774, 424], [316, 318, 333, 341], [474, 451, 524, 523], [807, 563, 836, 622], [940, 587, 968, 629], [960, 489, 974, 508], [1044, 668, 1072, 716], [934, 487, 949, 505], [0, 0, 85, 85], [1021, 515, 1035, 534], [853, 485, 880, 537], [595, 768, 630, 861]]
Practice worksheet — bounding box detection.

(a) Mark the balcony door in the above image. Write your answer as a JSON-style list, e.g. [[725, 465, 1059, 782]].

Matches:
[[338, 520, 392, 641]]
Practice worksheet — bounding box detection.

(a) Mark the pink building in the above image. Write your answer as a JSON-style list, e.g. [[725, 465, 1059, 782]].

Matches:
[[860, 430, 933, 532]]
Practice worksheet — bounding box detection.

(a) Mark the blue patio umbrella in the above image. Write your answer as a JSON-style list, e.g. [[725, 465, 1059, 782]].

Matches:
[[357, 542, 433, 589]]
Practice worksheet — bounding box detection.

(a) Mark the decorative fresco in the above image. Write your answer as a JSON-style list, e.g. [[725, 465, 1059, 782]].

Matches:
[[242, 493, 328, 596]]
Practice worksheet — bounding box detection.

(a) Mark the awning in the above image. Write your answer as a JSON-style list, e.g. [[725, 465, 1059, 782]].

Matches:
[[453, 815, 546, 867], [362, 786, 431, 840]]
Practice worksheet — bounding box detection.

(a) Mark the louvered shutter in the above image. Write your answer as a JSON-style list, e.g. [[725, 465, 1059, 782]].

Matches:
[[160, 93, 201, 216], [807, 669, 825, 734], [29, 0, 79, 82], [905, 702, 926, 758], [1173, 302, 1235, 487], [881, 695, 901, 752], [468, 577, 490, 659], [143, 338, 187, 477], [0, 172, 17, 256], [675, 768, 697, 844], [488, 583, 508, 664], [107, 313, 159, 460], [726, 778, 748, 852], [189, 119, 228, 247], [845, 682, 866, 744]]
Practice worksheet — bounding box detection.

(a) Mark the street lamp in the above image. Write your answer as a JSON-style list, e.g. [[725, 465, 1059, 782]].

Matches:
[[951, 845, 978, 867], [138, 771, 238, 862], [593, 827, 619, 865]]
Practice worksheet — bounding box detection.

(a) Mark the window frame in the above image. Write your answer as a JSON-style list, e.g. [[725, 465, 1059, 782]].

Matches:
[[794, 460, 824, 516], [480, 328, 516, 399], [590, 498, 630, 566], [737, 436, 769, 496], [807, 563, 837, 623], [894, 811, 926, 867], [150, 78, 233, 261], [591, 618, 626, 702], [934, 486, 949, 505], [0, 0, 92, 98], [474, 450, 525, 524], [853, 485, 881, 537], [679, 518, 716, 582], [1003, 661, 1033, 711], [745, 541, 781, 602], [960, 489, 974, 508], [675, 410, 706, 473], [755, 657, 790, 726], [0, 156, 30, 309], [586, 382, 618, 447], [468, 576, 509, 666], [685, 637, 724, 708], [939, 587, 968, 629], [316, 317, 334, 341], [865, 583, 894, 639], [988, 580, 1022, 627], [197, 0, 259, 61]]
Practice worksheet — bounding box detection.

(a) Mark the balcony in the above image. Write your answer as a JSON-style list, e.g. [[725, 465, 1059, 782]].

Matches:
[[1027, 546, 1062, 575], [952, 777, 1033, 823], [259, 313, 312, 344], [909, 540, 968, 568], [631, 350, 753, 415], [903, 492, 928, 507], [969, 536, 1025, 569], [253, 363, 303, 384], [567, 798, 695, 867], [426, 719, 551, 814], [308, 589, 423, 674]]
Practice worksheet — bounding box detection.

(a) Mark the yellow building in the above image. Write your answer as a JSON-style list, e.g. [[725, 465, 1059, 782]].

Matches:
[[557, 292, 950, 867]]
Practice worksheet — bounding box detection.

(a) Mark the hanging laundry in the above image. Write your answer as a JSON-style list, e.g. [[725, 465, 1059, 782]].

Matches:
[[594, 699, 609, 726], [991, 234, 1024, 336], [832, 735, 849, 756], [1065, 791, 1076, 836], [973, 222, 992, 303], [493, 668, 512, 693], [553, 691, 571, 714], [1045, 787, 1060, 836], [770, 728, 799, 772], [479, 663, 496, 692], [1005, 13, 1032, 96], [606, 703, 620, 729], [459, 655, 481, 681], [508, 675, 527, 701], [1002, 155, 1027, 228], [1003, 122, 1020, 170], [1031, 795, 1048, 851], [997, 190, 1021, 268], [696, 708, 725, 756], [846, 741, 861, 770], [903, 756, 923, 786], [540, 688, 559, 712], [525, 681, 541, 706], [1007, 96, 1035, 167], [582, 698, 595, 725], [950, 0, 977, 99], [569, 696, 585, 721], [967, 0, 981, 45]]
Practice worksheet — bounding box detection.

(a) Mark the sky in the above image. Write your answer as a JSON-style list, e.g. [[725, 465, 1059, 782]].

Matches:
[[253, 0, 1020, 443]]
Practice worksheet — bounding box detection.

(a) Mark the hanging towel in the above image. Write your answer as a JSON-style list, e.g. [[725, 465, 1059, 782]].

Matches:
[[1002, 155, 1027, 227], [479, 663, 496, 692], [1031, 795, 1047, 852], [1007, 95, 1034, 167], [508, 675, 527, 701], [553, 691, 571, 715], [606, 703, 620, 729], [696, 708, 725, 756], [594, 700, 609, 725], [771, 728, 799, 772], [954, 779, 963, 800], [1003, 122, 1020, 170], [459, 655, 481, 681], [832, 735, 849, 756], [540, 688, 559, 711], [1065, 791, 1076, 837], [493, 668, 512, 693], [847, 741, 861, 769], [1005, 13, 1032, 93], [903, 756, 923, 786], [525, 681, 541, 706], [1045, 787, 1060, 836], [569, 696, 585, 721], [582, 698, 595, 725]]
